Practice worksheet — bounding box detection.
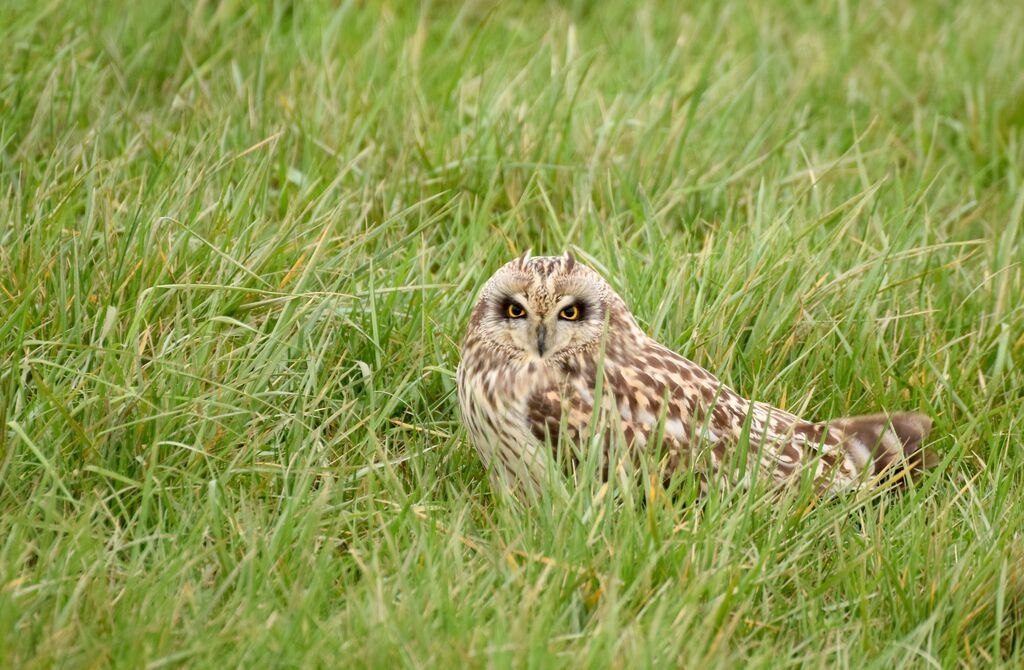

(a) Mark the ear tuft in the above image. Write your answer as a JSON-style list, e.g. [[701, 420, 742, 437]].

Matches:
[[517, 248, 532, 268], [563, 250, 576, 273]]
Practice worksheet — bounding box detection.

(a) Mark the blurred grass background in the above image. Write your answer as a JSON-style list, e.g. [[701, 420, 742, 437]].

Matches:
[[1, 0, 1022, 666]]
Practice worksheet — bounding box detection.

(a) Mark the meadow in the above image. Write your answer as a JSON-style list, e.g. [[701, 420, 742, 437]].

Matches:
[[2, 0, 1023, 666]]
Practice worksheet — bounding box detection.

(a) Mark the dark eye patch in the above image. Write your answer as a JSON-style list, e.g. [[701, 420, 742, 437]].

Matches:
[[497, 297, 527, 319], [559, 303, 583, 321], [559, 300, 588, 321]]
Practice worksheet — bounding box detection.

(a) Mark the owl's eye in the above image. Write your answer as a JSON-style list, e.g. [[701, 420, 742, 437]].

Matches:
[[506, 303, 526, 318], [559, 304, 581, 321]]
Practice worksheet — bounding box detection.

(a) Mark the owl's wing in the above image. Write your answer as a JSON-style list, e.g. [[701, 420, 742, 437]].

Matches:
[[589, 346, 831, 485], [529, 338, 934, 494], [525, 361, 708, 478]]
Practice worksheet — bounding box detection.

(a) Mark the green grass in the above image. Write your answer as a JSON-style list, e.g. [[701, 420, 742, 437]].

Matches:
[[2, 0, 1023, 666]]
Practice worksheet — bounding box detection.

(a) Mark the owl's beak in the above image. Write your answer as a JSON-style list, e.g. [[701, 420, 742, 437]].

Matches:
[[536, 324, 547, 357]]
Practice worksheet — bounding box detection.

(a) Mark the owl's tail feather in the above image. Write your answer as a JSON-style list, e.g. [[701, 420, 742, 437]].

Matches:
[[827, 412, 936, 482]]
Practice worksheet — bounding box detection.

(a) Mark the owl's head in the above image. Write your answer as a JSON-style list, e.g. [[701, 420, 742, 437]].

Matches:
[[465, 251, 624, 361]]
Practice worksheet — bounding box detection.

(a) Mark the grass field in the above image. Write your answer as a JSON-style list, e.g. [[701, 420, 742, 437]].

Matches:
[[2, 0, 1024, 667]]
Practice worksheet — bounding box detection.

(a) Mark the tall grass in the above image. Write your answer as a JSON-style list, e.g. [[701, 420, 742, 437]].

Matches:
[[1, 0, 1022, 666]]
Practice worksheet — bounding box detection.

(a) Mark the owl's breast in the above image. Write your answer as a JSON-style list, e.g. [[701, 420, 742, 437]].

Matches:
[[456, 346, 559, 493]]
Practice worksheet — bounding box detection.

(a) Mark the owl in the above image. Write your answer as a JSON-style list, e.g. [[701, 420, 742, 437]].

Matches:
[[456, 251, 934, 500]]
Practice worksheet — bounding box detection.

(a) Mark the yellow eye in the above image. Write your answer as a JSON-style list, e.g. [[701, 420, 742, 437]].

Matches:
[[559, 305, 580, 321], [506, 303, 526, 318]]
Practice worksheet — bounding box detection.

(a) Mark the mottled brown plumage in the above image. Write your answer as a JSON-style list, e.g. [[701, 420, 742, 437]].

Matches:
[[456, 251, 934, 499]]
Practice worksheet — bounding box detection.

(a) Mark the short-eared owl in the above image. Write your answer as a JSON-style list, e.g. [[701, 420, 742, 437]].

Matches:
[[456, 251, 933, 499]]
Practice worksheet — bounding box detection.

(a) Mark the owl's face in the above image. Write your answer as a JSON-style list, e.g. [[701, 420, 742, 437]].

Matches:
[[467, 252, 614, 362]]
